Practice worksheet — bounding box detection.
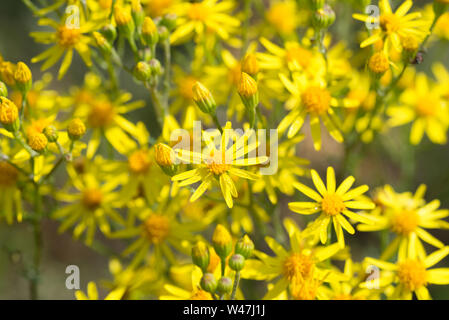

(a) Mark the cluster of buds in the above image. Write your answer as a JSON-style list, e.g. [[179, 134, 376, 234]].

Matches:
[[192, 226, 254, 299]]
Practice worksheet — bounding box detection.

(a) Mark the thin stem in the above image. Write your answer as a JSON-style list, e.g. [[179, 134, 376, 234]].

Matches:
[[30, 184, 43, 300], [211, 113, 223, 134], [230, 271, 241, 300]]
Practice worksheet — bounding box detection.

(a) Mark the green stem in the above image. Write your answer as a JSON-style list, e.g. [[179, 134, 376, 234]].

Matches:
[[30, 184, 43, 300], [211, 113, 223, 134], [230, 271, 240, 300]]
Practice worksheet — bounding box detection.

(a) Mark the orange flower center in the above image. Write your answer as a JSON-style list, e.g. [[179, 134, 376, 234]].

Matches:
[[82, 188, 103, 210], [188, 3, 210, 21], [416, 98, 437, 117], [128, 150, 151, 174], [286, 47, 313, 69], [301, 86, 331, 115], [391, 209, 419, 235], [143, 215, 170, 244], [283, 253, 315, 282], [57, 26, 81, 48], [380, 14, 401, 33], [0, 161, 18, 186], [88, 101, 115, 128], [322, 193, 346, 216], [398, 260, 427, 291]]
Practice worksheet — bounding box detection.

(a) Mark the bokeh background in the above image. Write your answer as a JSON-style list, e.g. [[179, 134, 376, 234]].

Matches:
[[1, 0, 449, 299]]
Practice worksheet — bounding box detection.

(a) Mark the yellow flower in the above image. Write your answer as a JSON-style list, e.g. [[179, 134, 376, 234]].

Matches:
[[277, 73, 342, 150], [170, 0, 240, 45], [358, 184, 449, 261], [53, 173, 125, 245], [289, 167, 375, 248], [30, 13, 103, 79], [266, 0, 301, 35], [172, 127, 268, 208], [75, 281, 126, 300], [353, 0, 429, 52], [364, 246, 449, 299], [387, 73, 449, 145], [241, 218, 346, 299]]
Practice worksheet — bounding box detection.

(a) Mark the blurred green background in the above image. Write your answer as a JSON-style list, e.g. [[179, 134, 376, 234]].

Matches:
[[1, 0, 449, 299]]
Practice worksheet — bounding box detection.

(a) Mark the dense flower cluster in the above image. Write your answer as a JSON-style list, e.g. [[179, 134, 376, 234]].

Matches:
[[1, 0, 449, 300]]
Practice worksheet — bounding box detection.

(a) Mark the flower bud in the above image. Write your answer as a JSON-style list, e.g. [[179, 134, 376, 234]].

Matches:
[[155, 143, 178, 176], [0, 97, 20, 132], [200, 273, 217, 294], [158, 26, 169, 41], [100, 24, 117, 43], [212, 224, 232, 259], [312, 4, 336, 29], [142, 17, 159, 46], [131, 0, 145, 29], [28, 132, 48, 153], [228, 254, 245, 271], [0, 61, 16, 86], [0, 81, 7, 97], [160, 13, 177, 31], [237, 72, 259, 126], [312, 0, 325, 10], [93, 32, 112, 55], [235, 235, 254, 259], [368, 52, 390, 76], [67, 118, 86, 140], [191, 241, 210, 272], [192, 81, 217, 115], [216, 277, 233, 296], [149, 59, 162, 76], [401, 35, 419, 63], [134, 61, 152, 81], [114, 5, 135, 39], [14, 62, 32, 93], [43, 125, 59, 143], [242, 53, 259, 76]]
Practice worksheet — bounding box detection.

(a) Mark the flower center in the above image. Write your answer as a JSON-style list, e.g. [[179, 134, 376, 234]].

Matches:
[[88, 101, 115, 128], [416, 98, 437, 117], [301, 86, 331, 115], [283, 253, 315, 282], [322, 193, 346, 216], [188, 3, 210, 21], [398, 260, 427, 291], [143, 215, 170, 244], [190, 290, 212, 300], [82, 188, 103, 210], [207, 162, 230, 175], [266, 3, 296, 34], [286, 47, 313, 68], [380, 14, 401, 33], [290, 278, 320, 300], [128, 150, 151, 174], [57, 26, 81, 48], [0, 161, 18, 186], [391, 209, 419, 235], [26, 118, 50, 137], [178, 76, 197, 100]]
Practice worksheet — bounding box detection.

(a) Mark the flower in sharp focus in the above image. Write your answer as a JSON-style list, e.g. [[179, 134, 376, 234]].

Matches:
[[289, 167, 375, 248]]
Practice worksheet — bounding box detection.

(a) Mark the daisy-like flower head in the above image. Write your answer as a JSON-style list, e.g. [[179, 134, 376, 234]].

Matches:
[[266, 0, 302, 35], [387, 73, 449, 145], [172, 125, 268, 208], [277, 73, 343, 150], [289, 167, 375, 248], [358, 184, 449, 261], [52, 172, 125, 246], [30, 9, 104, 79], [363, 246, 449, 300], [241, 218, 347, 300], [353, 0, 429, 52], [170, 0, 240, 45]]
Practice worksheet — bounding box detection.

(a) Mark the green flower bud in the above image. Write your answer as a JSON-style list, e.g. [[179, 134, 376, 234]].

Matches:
[[237, 72, 259, 127], [93, 32, 112, 55], [228, 254, 245, 271], [131, 0, 145, 29], [200, 273, 217, 294], [134, 61, 152, 81], [235, 235, 254, 259], [160, 13, 177, 31], [158, 26, 169, 42], [192, 241, 210, 272], [312, 4, 336, 29], [0, 97, 20, 132], [312, 0, 325, 10], [100, 24, 117, 43], [43, 125, 59, 143], [149, 59, 162, 76], [155, 143, 178, 176], [0, 81, 7, 97], [14, 62, 32, 94], [114, 5, 135, 39], [142, 17, 159, 46], [216, 277, 233, 296], [212, 224, 232, 259], [192, 81, 217, 115]]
